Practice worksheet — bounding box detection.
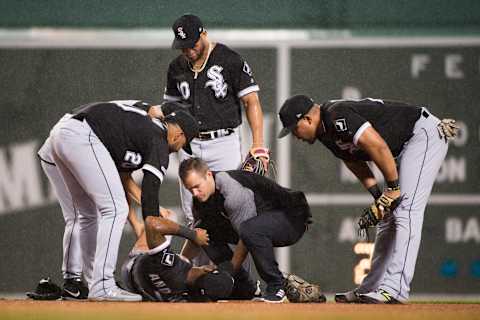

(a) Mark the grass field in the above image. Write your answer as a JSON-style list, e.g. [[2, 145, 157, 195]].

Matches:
[[1, 300, 480, 320]]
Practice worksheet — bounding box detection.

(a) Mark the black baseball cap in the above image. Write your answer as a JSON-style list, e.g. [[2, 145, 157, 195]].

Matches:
[[277, 95, 315, 138], [164, 110, 199, 155], [171, 14, 204, 49], [193, 270, 234, 301]]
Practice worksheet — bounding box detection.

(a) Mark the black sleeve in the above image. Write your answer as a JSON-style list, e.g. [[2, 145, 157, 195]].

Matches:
[[228, 51, 259, 98], [141, 138, 169, 183], [164, 61, 182, 100], [141, 171, 160, 219], [328, 102, 370, 143], [132, 101, 153, 113]]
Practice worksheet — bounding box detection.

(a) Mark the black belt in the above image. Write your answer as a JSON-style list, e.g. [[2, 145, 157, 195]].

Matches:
[[197, 128, 235, 140]]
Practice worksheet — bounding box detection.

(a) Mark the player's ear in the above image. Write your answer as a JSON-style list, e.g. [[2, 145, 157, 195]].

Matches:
[[174, 125, 185, 140]]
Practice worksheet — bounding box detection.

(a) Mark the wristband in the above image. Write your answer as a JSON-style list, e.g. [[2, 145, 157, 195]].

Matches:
[[178, 225, 196, 242], [367, 184, 382, 200], [386, 179, 400, 191]]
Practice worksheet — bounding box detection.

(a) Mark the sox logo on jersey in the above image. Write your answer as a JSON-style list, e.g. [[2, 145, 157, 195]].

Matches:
[[205, 65, 227, 98]]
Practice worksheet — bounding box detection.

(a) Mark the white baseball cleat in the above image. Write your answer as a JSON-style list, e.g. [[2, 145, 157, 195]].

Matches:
[[89, 286, 142, 302]]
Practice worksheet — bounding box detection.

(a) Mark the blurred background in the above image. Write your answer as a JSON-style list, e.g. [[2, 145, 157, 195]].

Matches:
[[0, 0, 479, 296]]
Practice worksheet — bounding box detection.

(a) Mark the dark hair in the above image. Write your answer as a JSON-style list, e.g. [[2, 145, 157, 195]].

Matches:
[[179, 157, 209, 182]]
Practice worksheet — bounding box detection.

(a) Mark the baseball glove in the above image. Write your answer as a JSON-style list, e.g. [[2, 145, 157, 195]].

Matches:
[[284, 273, 326, 303], [26, 277, 62, 300], [240, 147, 270, 176], [437, 118, 459, 142], [358, 194, 403, 235]]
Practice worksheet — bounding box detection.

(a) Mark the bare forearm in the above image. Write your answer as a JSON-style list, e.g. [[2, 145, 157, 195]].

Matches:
[[133, 229, 149, 252], [120, 173, 141, 205], [144, 216, 180, 249], [367, 145, 398, 183], [127, 200, 144, 238], [231, 240, 249, 272], [121, 173, 144, 238], [357, 127, 398, 183], [144, 215, 201, 250], [344, 160, 377, 189], [243, 93, 264, 147]]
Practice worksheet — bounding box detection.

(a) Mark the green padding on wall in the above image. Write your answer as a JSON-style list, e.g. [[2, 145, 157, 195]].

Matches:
[[0, 0, 480, 30]]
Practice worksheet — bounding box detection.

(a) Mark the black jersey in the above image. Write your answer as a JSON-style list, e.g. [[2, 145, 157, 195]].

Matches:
[[72, 100, 169, 182], [131, 247, 192, 302], [318, 99, 422, 161], [164, 43, 259, 131], [228, 170, 311, 221], [193, 192, 239, 244]]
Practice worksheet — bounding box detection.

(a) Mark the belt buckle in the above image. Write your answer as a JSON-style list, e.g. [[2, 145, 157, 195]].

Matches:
[[198, 128, 233, 140], [198, 131, 214, 140]]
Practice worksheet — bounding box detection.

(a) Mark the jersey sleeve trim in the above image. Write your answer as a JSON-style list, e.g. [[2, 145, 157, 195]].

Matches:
[[353, 122, 372, 146], [110, 101, 148, 116], [237, 85, 260, 98], [142, 164, 165, 183], [163, 94, 182, 102], [146, 235, 172, 255]]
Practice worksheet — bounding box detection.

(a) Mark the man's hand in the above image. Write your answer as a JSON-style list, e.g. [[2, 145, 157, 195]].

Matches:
[[437, 118, 459, 141], [194, 228, 209, 246], [241, 146, 270, 176], [199, 265, 216, 273], [376, 189, 401, 217], [358, 189, 402, 231], [160, 207, 174, 219], [251, 146, 270, 171]]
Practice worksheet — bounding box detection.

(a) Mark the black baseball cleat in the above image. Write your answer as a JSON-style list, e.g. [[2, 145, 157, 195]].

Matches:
[[61, 278, 89, 301], [335, 289, 360, 303], [358, 289, 403, 304], [26, 277, 62, 300], [253, 288, 288, 303]]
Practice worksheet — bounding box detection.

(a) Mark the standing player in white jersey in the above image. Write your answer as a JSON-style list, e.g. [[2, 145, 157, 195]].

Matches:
[[38, 102, 157, 300], [40, 100, 198, 301], [277, 95, 457, 303], [164, 14, 269, 229]]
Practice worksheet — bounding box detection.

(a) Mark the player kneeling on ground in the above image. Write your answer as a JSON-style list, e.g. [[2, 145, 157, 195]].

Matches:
[[179, 158, 314, 303]]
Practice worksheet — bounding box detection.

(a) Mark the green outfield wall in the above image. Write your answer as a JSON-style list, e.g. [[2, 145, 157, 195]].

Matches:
[[0, 0, 480, 34]]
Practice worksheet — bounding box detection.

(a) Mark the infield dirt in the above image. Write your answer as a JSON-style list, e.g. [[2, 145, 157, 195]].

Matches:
[[1, 300, 480, 320]]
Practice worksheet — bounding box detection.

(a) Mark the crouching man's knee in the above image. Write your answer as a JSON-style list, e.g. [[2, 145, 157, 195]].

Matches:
[[239, 219, 260, 247]]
